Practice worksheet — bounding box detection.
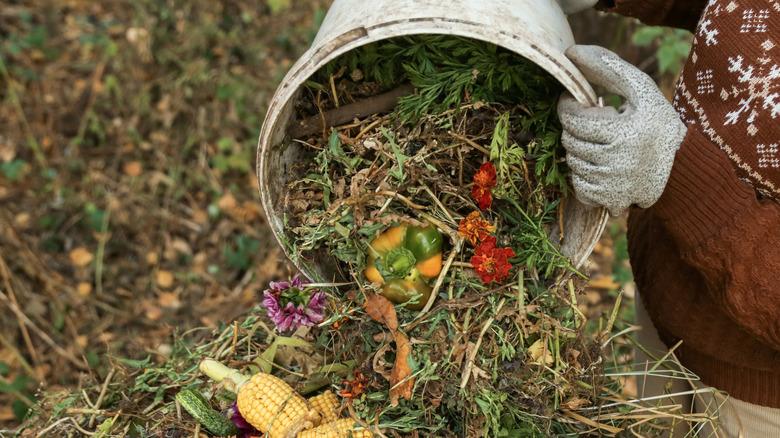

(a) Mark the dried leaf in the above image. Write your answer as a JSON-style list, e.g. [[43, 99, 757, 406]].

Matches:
[[158, 292, 181, 308], [69, 247, 94, 268], [123, 161, 143, 176], [218, 192, 237, 211], [364, 293, 398, 331], [77, 282, 92, 297], [390, 331, 414, 405], [588, 276, 619, 290], [528, 338, 553, 366], [562, 397, 590, 410], [156, 270, 174, 288]]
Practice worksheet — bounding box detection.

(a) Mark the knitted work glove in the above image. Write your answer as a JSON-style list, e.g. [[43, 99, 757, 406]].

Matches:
[[556, 0, 598, 14], [557, 45, 687, 216]]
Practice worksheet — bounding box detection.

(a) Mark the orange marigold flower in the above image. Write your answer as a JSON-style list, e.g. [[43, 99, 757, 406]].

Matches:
[[339, 371, 368, 399], [471, 162, 497, 210], [470, 236, 515, 284], [458, 211, 496, 246]]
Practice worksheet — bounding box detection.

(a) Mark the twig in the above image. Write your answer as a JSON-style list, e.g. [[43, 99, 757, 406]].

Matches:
[[88, 368, 116, 427], [0, 289, 89, 370], [74, 60, 107, 145], [36, 417, 71, 437], [376, 190, 426, 210], [460, 298, 506, 389], [355, 116, 387, 140], [422, 186, 457, 225], [409, 238, 463, 322], [94, 207, 112, 297], [289, 84, 414, 138], [0, 55, 46, 167], [603, 288, 624, 341], [0, 254, 42, 370], [448, 132, 490, 156], [329, 74, 340, 108]]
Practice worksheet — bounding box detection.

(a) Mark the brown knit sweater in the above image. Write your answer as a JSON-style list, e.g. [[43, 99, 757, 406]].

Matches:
[[600, 0, 780, 407]]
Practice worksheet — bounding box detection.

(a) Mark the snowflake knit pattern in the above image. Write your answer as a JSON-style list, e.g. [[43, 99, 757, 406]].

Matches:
[[674, 0, 780, 198]]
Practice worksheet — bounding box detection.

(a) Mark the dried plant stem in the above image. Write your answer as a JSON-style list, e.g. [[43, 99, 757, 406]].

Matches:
[[422, 186, 457, 225], [88, 368, 116, 427], [411, 238, 462, 321], [0, 254, 41, 369], [460, 297, 506, 389], [448, 132, 490, 156], [0, 290, 87, 370]]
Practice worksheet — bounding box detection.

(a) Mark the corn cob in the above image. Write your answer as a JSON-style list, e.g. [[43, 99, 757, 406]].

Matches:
[[297, 418, 373, 438], [237, 372, 321, 438], [308, 390, 340, 422]]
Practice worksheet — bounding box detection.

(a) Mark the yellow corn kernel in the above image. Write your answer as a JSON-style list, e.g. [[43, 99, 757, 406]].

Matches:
[[237, 372, 320, 438], [297, 418, 373, 438], [308, 391, 340, 422]]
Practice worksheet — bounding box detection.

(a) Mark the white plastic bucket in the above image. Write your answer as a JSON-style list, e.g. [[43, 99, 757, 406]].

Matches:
[[257, 0, 609, 281]]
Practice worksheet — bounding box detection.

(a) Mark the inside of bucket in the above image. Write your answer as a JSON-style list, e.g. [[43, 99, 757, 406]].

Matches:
[[263, 34, 603, 283]]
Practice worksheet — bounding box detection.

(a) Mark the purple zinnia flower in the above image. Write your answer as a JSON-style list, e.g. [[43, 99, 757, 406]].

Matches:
[[229, 402, 260, 438], [262, 274, 327, 332]]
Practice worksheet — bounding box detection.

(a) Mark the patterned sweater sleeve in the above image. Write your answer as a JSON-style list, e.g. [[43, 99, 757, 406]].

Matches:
[[597, 0, 709, 31], [652, 126, 780, 350]]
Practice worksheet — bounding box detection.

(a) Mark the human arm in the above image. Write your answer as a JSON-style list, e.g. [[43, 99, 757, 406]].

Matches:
[[650, 128, 780, 350], [558, 45, 780, 350], [559, 0, 708, 31]]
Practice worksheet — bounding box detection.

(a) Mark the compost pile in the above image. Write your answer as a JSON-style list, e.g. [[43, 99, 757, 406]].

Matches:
[[24, 36, 700, 438], [270, 36, 602, 436]]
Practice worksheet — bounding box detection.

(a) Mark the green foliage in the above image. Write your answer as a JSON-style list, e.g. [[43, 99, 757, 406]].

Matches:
[[320, 36, 562, 124], [266, 0, 291, 14], [0, 374, 35, 421], [223, 234, 261, 271], [632, 26, 692, 75], [383, 129, 408, 183], [0, 159, 27, 181], [610, 222, 633, 285], [84, 202, 107, 232], [212, 137, 253, 174], [328, 129, 363, 174]]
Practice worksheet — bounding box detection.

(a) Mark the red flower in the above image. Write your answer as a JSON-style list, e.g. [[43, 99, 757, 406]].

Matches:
[[473, 162, 497, 188], [472, 186, 493, 210], [470, 236, 515, 284], [471, 162, 497, 210]]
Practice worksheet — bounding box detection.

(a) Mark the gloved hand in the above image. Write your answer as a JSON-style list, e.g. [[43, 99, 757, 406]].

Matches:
[[557, 0, 598, 14], [557, 45, 687, 216]]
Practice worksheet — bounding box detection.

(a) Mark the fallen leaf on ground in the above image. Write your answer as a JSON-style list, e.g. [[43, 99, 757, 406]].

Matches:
[[364, 293, 398, 331], [0, 406, 14, 421], [141, 299, 162, 321], [123, 161, 143, 176], [390, 331, 414, 405], [69, 247, 94, 268], [146, 251, 159, 265], [158, 292, 181, 309], [13, 212, 30, 229], [77, 282, 92, 297], [156, 270, 174, 288], [588, 276, 619, 290], [217, 192, 237, 211]]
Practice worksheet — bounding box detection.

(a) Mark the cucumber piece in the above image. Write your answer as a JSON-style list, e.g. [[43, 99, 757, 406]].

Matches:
[[176, 389, 238, 437]]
